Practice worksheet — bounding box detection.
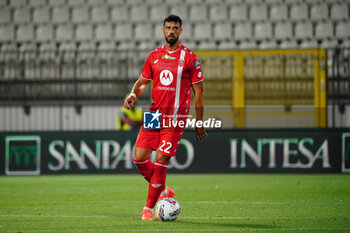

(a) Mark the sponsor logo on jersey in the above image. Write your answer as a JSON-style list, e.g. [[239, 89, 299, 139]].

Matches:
[[160, 70, 174, 86], [198, 72, 202, 78], [162, 54, 176, 60]]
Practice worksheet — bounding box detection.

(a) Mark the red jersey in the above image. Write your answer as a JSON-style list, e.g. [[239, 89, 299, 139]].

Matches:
[[141, 44, 203, 122]]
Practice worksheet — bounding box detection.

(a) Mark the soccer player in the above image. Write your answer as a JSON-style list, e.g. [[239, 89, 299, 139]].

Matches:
[[124, 14, 208, 221]]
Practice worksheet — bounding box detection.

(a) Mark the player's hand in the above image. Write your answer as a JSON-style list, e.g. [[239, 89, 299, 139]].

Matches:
[[124, 96, 135, 110], [195, 126, 208, 141]]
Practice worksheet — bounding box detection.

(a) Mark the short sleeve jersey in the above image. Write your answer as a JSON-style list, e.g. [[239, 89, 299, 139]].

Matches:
[[141, 44, 203, 119]]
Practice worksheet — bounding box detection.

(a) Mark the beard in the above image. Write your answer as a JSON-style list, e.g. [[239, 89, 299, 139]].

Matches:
[[165, 35, 178, 46]]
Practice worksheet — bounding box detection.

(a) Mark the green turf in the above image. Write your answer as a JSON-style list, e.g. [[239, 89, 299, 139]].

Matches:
[[0, 174, 350, 232]]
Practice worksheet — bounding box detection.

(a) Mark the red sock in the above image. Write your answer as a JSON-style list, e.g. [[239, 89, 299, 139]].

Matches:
[[133, 159, 154, 182], [146, 161, 168, 209]]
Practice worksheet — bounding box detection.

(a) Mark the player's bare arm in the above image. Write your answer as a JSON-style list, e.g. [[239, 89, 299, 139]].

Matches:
[[192, 82, 208, 141], [124, 77, 150, 110]]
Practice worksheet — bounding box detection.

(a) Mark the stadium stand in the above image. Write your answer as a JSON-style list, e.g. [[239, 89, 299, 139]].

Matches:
[[0, 0, 349, 130]]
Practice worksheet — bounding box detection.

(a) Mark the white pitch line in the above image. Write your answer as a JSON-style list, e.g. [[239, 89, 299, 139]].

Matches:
[[3, 228, 350, 232], [0, 214, 112, 218], [182, 201, 347, 206], [0, 214, 346, 221]]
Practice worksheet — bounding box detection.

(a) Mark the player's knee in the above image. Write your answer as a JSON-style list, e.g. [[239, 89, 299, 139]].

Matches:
[[156, 153, 171, 164], [133, 147, 152, 161]]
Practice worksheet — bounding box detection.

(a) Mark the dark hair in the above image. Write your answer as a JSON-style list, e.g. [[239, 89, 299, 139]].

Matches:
[[163, 14, 182, 27]]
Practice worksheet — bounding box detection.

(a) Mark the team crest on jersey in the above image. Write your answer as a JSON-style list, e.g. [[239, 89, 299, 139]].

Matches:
[[159, 70, 174, 86], [179, 59, 185, 67], [162, 54, 176, 60]]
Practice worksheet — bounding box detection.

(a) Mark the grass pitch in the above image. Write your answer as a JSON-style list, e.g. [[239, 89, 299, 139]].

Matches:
[[0, 174, 349, 232]]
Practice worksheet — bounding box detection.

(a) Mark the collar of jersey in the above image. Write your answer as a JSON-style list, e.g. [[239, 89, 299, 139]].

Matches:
[[166, 44, 182, 54]]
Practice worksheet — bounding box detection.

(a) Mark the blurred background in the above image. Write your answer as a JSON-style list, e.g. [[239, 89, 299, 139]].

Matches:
[[0, 0, 349, 131]]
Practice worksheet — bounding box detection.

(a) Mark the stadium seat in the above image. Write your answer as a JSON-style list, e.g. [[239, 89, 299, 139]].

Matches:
[[16, 24, 35, 42], [135, 23, 153, 41], [300, 39, 319, 48], [78, 41, 96, 53], [111, 5, 129, 22], [29, 0, 47, 6], [130, 5, 148, 22], [95, 24, 113, 41], [13, 7, 31, 24], [189, 5, 207, 22], [106, 0, 125, 5], [98, 41, 117, 50], [169, 5, 188, 21], [234, 22, 252, 40], [48, 0, 66, 6], [209, 4, 228, 22], [56, 24, 74, 41], [229, 4, 248, 22], [270, 4, 288, 21], [147, 0, 163, 4], [264, 0, 283, 3], [254, 22, 272, 40], [128, 0, 144, 4], [9, 0, 27, 6], [91, 6, 109, 22], [0, 7, 11, 24], [290, 4, 308, 21], [118, 41, 136, 50], [0, 0, 7, 6], [310, 4, 329, 21], [0, 25, 15, 42], [153, 24, 164, 41], [150, 5, 168, 22], [198, 41, 217, 50], [33, 7, 51, 23], [279, 40, 299, 49], [295, 22, 313, 39], [72, 6, 89, 23], [204, 0, 223, 3], [315, 22, 334, 39], [185, 0, 202, 3], [213, 23, 232, 41], [67, 0, 85, 5], [238, 40, 258, 49], [36, 24, 54, 42], [259, 40, 278, 49], [193, 23, 211, 40], [115, 24, 132, 41], [218, 41, 237, 50], [75, 24, 93, 41], [284, 0, 303, 3], [330, 3, 349, 20], [274, 22, 293, 40], [335, 21, 350, 38], [52, 6, 70, 23], [137, 41, 157, 50], [87, 0, 105, 5], [179, 22, 192, 41], [250, 4, 268, 21], [320, 39, 338, 48]]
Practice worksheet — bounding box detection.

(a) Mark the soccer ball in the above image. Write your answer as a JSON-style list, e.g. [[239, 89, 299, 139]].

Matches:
[[156, 197, 181, 221]]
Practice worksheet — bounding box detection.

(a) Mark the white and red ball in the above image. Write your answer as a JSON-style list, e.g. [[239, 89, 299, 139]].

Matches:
[[156, 197, 181, 221]]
